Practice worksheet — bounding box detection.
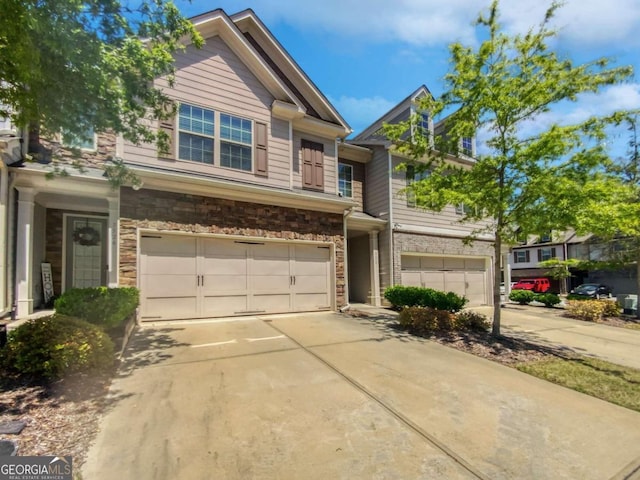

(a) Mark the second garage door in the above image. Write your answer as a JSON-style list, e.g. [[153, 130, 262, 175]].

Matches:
[[400, 255, 489, 306], [140, 234, 332, 321]]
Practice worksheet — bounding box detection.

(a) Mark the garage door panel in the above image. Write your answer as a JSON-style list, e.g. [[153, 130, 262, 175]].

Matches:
[[252, 257, 290, 275], [400, 271, 421, 286], [296, 245, 331, 260], [465, 272, 486, 306], [201, 295, 249, 316], [204, 274, 248, 293], [202, 257, 248, 275], [144, 297, 198, 320], [465, 258, 485, 270], [294, 293, 330, 310], [142, 274, 196, 297], [421, 257, 444, 269], [421, 271, 445, 290], [445, 271, 466, 294], [202, 239, 246, 256], [253, 294, 292, 313], [401, 256, 421, 270], [444, 257, 465, 270]]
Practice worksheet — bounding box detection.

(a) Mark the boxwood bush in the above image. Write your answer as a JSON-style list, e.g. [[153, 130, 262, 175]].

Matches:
[[534, 293, 561, 308], [54, 287, 139, 329], [508, 289, 536, 305], [565, 299, 607, 322], [398, 307, 490, 335], [455, 310, 490, 332], [384, 286, 468, 312], [1, 315, 115, 379]]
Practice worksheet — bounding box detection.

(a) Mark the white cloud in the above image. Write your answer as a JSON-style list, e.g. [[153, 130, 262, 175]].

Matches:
[[329, 95, 396, 132], [226, 0, 640, 49]]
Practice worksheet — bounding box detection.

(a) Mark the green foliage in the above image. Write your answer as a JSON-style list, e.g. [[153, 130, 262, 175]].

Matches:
[[384, 286, 468, 312], [509, 289, 536, 305], [535, 293, 561, 307], [398, 307, 456, 335], [455, 310, 491, 332], [600, 300, 621, 318], [0, 0, 203, 152], [0, 315, 114, 379], [383, 1, 633, 335], [565, 300, 607, 322], [54, 287, 139, 329]]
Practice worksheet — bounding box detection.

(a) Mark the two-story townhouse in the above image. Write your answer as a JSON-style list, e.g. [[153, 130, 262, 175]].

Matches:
[[3, 9, 363, 321], [346, 86, 495, 306]]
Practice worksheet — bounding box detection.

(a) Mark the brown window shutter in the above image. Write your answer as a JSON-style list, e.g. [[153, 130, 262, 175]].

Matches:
[[301, 139, 324, 190], [158, 115, 176, 159], [313, 143, 324, 189], [525, 250, 530, 263], [255, 122, 268, 177], [537, 249, 542, 262], [551, 247, 556, 258]]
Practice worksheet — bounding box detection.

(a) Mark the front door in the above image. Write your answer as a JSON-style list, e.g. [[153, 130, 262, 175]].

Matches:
[[65, 215, 108, 290]]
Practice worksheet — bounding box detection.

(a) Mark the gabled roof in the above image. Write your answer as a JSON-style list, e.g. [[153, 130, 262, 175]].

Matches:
[[186, 9, 351, 138], [351, 85, 433, 142]]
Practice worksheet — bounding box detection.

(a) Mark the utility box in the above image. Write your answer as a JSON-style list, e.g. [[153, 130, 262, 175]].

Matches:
[[619, 295, 638, 315]]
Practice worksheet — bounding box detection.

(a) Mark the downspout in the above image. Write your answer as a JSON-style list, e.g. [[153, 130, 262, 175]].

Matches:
[[0, 159, 8, 316], [340, 206, 354, 312]]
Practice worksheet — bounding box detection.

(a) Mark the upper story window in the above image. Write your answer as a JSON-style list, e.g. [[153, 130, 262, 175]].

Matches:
[[178, 104, 214, 164], [220, 113, 252, 171], [455, 203, 474, 216], [177, 103, 255, 172], [514, 250, 530, 263], [461, 136, 473, 156], [538, 247, 556, 262], [338, 163, 353, 198], [62, 126, 96, 151], [406, 165, 429, 207], [539, 232, 552, 243], [418, 112, 430, 135]]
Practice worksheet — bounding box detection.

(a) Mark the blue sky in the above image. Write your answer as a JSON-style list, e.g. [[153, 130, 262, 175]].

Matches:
[[176, 0, 640, 156]]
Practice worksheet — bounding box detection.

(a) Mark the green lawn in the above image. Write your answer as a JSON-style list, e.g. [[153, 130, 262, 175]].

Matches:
[[517, 356, 640, 413]]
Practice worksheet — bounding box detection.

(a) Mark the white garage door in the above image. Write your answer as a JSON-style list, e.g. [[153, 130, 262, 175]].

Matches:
[[140, 234, 332, 321], [400, 255, 488, 306]]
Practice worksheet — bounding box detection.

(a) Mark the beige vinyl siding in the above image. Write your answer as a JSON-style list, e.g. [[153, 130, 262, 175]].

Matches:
[[390, 156, 488, 234], [337, 159, 364, 211], [364, 149, 390, 217], [123, 36, 290, 189], [291, 131, 337, 194]]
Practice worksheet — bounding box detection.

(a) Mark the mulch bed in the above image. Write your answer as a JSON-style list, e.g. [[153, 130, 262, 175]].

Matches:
[[0, 372, 113, 468]]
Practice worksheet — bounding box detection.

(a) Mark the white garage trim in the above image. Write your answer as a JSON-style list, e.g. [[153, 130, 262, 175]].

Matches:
[[137, 229, 335, 321]]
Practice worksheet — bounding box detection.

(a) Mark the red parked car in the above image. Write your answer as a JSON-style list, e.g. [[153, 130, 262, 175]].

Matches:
[[512, 278, 551, 293]]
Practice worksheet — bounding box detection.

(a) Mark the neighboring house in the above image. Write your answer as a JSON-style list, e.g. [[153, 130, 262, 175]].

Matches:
[[509, 231, 573, 291], [346, 86, 494, 307]]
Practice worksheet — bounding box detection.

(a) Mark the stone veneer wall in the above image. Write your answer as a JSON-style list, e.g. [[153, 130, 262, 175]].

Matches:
[[392, 231, 494, 286], [38, 132, 116, 170], [119, 188, 346, 307]]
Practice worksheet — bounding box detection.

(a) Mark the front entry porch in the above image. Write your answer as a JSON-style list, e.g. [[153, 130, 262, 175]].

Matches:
[[12, 166, 117, 317]]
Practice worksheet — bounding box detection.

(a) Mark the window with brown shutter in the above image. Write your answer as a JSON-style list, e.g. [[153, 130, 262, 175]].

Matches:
[[158, 115, 176, 160], [255, 122, 268, 177], [301, 139, 324, 190]]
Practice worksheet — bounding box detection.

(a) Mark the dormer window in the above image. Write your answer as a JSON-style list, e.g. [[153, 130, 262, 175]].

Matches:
[[418, 112, 430, 135], [461, 136, 473, 156]]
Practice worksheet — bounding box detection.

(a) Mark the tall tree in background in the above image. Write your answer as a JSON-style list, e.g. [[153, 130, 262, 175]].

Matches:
[[0, 0, 202, 149], [385, 0, 633, 335]]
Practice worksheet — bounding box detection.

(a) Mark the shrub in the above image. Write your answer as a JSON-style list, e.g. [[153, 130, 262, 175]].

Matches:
[[509, 289, 536, 305], [535, 293, 561, 308], [455, 310, 490, 332], [54, 287, 139, 329], [398, 307, 456, 335], [384, 286, 468, 312], [1, 315, 115, 379], [600, 300, 621, 318], [565, 300, 606, 322]]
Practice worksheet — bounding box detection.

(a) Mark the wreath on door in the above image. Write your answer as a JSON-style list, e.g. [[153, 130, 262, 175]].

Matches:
[[72, 222, 101, 246]]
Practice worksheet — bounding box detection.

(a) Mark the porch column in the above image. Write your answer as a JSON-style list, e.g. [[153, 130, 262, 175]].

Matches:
[[107, 196, 119, 288], [15, 187, 35, 317], [368, 230, 381, 306]]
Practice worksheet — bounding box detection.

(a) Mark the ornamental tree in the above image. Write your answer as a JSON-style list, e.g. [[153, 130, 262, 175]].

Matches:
[[384, 0, 633, 335], [0, 0, 202, 149]]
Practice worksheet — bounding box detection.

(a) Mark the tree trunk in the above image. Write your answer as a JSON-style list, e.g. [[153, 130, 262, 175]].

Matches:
[[492, 236, 502, 336]]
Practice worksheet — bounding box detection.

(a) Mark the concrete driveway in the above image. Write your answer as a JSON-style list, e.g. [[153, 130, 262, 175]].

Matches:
[[83, 312, 640, 480]]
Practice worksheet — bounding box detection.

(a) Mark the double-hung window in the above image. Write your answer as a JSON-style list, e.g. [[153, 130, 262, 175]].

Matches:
[[220, 113, 252, 172], [178, 104, 214, 164], [338, 163, 353, 197], [63, 126, 96, 151], [514, 251, 530, 263], [461, 136, 473, 156]]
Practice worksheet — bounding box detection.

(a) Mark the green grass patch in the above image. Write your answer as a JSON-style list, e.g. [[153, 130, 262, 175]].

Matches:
[[517, 357, 640, 413]]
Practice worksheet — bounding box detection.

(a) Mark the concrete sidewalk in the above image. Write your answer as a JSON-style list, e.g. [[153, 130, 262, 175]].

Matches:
[[83, 312, 640, 480]]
